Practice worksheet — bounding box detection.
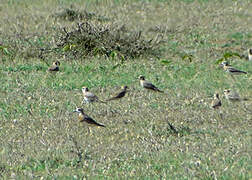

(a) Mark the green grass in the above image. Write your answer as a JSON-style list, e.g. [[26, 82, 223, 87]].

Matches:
[[0, 0, 252, 179]]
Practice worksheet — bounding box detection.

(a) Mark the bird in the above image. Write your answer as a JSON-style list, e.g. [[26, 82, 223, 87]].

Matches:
[[221, 61, 247, 75], [48, 61, 60, 73], [82, 86, 106, 103], [223, 89, 241, 101], [248, 48, 252, 61], [73, 108, 105, 127], [139, 75, 164, 92], [211, 93, 222, 109], [107, 86, 128, 101], [168, 122, 178, 134]]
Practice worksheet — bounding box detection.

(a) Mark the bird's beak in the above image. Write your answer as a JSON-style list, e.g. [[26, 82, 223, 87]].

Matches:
[[73, 110, 78, 113]]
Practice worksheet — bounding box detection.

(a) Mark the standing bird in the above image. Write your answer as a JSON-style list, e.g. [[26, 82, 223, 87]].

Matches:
[[73, 108, 105, 127], [221, 61, 247, 75], [48, 61, 60, 73], [107, 86, 128, 101], [211, 93, 222, 109], [223, 89, 241, 101], [248, 48, 252, 61], [82, 86, 106, 103], [168, 122, 178, 134], [139, 75, 164, 93]]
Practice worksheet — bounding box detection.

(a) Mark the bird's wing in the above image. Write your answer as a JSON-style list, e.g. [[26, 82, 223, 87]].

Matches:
[[107, 91, 126, 101], [228, 93, 241, 100], [48, 66, 59, 72], [85, 93, 106, 103], [144, 81, 163, 92], [83, 115, 105, 127], [228, 67, 247, 74], [211, 99, 221, 108], [85, 92, 98, 101], [144, 81, 157, 89]]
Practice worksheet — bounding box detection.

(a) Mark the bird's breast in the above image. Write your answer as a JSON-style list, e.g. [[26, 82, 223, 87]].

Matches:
[[249, 54, 252, 61], [78, 114, 85, 121]]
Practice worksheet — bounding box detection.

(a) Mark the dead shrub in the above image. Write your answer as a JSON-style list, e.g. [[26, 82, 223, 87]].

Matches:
[[53, 8, 110, 22], [56, 21, 165, 60]]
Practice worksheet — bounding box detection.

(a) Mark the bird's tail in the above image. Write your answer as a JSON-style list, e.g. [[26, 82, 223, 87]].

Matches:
[[106, 97, 116, 101], [97, 123, 106, 127], [99, 99, 107, 103], [157, 89, 164, 93], [234, 70, 247, 74], [242, 97, 249, 101]]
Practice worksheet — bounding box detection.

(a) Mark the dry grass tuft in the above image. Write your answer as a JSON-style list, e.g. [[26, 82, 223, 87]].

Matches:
[[56, 21, 165, 59], [53, 8, 110, 22]]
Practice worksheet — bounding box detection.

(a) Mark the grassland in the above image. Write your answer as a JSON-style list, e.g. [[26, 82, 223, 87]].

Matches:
[[0, 0, 252, 179]]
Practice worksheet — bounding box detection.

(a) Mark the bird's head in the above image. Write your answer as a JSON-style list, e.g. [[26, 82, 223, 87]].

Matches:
[[82, 86, 89, 93], [249, 48, 252, 55], [223, 89, 230, 94], [53, 61, 60, 66], [122, 85, 128, 90], [139, 75, 145, 80], [73, 108, 84, 113], [221, 61, 229, 66]]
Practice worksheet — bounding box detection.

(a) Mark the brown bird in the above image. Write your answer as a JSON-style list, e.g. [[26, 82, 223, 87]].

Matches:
[[48, 61, 60, 73], [139, 75, 163, 92], [211, 93, 222, 109], [82, 87, 106, 103], [221, 61, 247, 75], [107, 86, 128, 101], [73, 108, 105, 127], [248, 48, 252, 61]]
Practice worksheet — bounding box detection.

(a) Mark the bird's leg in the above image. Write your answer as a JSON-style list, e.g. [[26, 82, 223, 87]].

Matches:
[[218, 111, 224, 120], [90, 128, 93, 136], [87, 127, 92, 135]]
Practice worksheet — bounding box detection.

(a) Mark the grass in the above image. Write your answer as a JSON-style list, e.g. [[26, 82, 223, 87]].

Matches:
[[0, 0, 252, 179]]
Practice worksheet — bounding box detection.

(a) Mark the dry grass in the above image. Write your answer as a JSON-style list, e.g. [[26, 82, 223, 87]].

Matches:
[[56, 21, 164, 59], [0, 0, 252, 179]]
